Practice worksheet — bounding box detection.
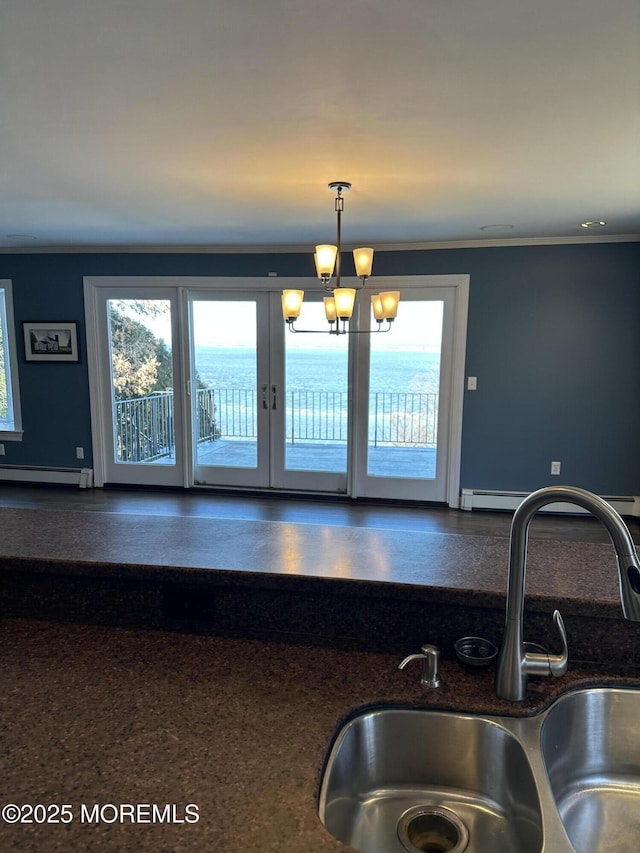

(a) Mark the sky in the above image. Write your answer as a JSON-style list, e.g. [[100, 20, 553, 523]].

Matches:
[[116, 295, 444, 353]]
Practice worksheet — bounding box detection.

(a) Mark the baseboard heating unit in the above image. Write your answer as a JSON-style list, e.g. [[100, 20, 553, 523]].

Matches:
[[0, 466, 94, 488], [460, 489, 640, 518]]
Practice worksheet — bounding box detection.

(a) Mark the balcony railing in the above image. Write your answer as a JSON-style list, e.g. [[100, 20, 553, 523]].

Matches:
[[370, 391, 438, 448], [115, 392, 175, 463], [114, 388, 438, 463]]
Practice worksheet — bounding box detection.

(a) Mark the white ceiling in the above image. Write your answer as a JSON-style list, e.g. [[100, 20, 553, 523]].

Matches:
[[1, 0, 639, 250]]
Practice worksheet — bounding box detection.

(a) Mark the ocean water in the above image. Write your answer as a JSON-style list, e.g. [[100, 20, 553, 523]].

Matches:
[[194, 347, 440, 394]]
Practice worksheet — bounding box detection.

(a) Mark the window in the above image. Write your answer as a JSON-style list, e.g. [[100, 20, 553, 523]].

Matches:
[[0, 280, 23, 438]]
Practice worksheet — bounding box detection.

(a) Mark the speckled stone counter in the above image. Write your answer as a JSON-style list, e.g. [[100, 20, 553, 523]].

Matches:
[[2, 506, 640, 667], [0, 507, 629, 602], [1, 618, 639, 853], [2, 503, 640, 851]]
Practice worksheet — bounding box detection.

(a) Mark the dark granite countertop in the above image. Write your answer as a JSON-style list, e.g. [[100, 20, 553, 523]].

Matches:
[[0, 505, 629, 616], [2, 502, 640, 850], [4, 505, 640, 668], [1, 618, 639, 853]]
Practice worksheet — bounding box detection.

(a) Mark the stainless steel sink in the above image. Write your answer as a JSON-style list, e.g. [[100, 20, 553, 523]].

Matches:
[[319, 687, 640, 853], [318, 708, 543, 853], [541, 688, 640, 853]]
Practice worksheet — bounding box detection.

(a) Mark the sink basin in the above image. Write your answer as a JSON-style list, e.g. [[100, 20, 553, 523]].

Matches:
[[541, 687, 640, 853], [318, 708, 543, 853], [319, 688, 640, 852]]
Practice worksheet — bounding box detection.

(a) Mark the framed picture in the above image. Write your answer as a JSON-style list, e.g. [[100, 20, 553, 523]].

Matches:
[[23, 322, 79, 362]]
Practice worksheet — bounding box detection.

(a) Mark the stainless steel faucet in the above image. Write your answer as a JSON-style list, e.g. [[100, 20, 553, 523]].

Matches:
[[496, 486, 640, 701]]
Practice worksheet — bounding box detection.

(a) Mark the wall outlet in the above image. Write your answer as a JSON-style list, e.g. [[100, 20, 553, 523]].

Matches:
[[467, 376, 477, 391], [0, 443, 4, 455], [76, 446, 84, 460], [551, 460, 561, 475]]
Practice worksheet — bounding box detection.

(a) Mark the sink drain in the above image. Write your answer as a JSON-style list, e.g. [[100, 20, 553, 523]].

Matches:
[[397, 805, 469, 853]]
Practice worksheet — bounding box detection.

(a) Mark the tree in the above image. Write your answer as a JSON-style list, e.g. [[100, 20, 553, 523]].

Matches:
[[109, 304, 173, 401], [109, 300, 218, 448]]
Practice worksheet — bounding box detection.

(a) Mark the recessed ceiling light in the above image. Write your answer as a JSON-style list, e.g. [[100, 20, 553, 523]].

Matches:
[[479, 224, 514, 233], [580, 221, 607, 229]]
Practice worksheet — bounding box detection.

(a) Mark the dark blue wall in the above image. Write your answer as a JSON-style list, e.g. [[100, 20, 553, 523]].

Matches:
[[1, 241, 638, 495]]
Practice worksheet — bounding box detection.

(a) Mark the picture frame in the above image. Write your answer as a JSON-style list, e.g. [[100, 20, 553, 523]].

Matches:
[[23, 322, 79, 362]]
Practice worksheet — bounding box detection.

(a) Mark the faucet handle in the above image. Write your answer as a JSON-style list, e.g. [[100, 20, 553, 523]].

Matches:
[[525, 609, 569, 678], [549, 610, 569, 676], [399, 644, 442, 688]]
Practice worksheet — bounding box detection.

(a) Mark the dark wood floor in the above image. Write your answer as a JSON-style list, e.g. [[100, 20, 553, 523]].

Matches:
[[0, 482, 637, 543]]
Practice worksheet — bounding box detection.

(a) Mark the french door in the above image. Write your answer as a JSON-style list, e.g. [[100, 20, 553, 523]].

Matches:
[[273, 295, 350, 492], [189, 292, 271, 488], [188, 290, 349, 493], [85, 275, 467, 504]]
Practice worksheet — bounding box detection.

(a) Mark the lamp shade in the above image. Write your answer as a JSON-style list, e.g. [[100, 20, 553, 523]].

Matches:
[[333, 287, 356, 319], [353, 247, 374, 279], [371, 294, 384, 321], [379, 290, 400, 320], [281, 290, 304, 320], [323, 296, 337, 323], [314, 244, 338, 278]]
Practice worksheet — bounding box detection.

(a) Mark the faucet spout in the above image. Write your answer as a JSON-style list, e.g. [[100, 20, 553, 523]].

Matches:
[[496, 486, 640, 701]]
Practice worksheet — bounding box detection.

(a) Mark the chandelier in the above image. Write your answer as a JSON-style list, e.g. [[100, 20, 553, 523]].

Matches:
[[281, 182, 400, 335]]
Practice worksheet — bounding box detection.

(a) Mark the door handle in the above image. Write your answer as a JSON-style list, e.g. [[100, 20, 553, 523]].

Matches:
[[261, 384, 268, 409], [271, 385, 277, 410]]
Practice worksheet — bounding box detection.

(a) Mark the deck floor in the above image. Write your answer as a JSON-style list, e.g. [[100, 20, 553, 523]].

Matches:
[[155, 438, 437, 478]]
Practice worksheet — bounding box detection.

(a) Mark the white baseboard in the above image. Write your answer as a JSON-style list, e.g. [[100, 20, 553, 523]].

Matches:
[[0, 466, 94, 488], [460, 489, 640, 518]]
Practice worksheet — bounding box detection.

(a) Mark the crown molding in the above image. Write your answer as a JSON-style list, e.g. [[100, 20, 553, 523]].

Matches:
[[0, 234, 638, 254], [373, 234, 640, 251]]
